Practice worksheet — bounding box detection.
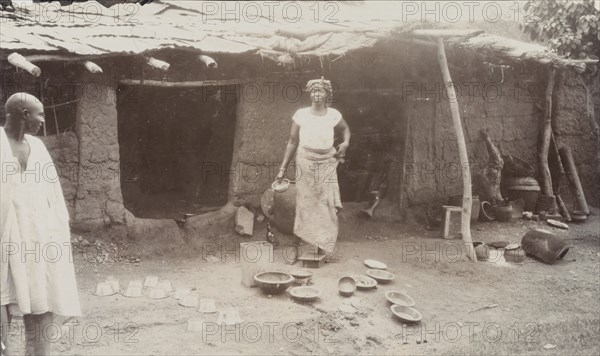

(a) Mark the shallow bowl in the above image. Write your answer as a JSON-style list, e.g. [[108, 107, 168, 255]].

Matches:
[[364, 259, 387, 270], [354, 275, 377, 290], [271, 179, 291, 193], [385, 291, 416, 307], [391, 304, 422, 323], [366, 269, 395, 283], [290, 286, 321, 302]]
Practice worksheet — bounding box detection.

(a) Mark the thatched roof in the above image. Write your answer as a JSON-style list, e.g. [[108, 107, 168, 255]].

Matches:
[[1, 0, 595, 71]]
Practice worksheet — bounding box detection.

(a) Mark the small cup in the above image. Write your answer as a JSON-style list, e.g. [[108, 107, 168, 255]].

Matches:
[[143, 276, 160, 288], [105, 276, 120, 292], [124, 284, 143, 298]]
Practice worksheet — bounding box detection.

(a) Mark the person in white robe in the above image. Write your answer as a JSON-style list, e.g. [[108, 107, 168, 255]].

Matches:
[[1, 93, 81, 356]]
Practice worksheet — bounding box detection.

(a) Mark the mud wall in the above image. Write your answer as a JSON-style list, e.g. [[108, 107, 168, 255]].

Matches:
[[553, 70, 600, 208], [404, 70, 543, 205], [404, 65, 600, 209], [73, 79, 127, 231], [230, 76, 307, 206]]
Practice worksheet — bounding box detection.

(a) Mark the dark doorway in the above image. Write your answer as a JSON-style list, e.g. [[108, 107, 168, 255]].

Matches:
[[335, 92, 407, 204], [117, 85, 237, 219]]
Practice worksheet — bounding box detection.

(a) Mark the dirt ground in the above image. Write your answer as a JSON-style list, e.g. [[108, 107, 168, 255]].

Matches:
[[5, 203, 600, 355]]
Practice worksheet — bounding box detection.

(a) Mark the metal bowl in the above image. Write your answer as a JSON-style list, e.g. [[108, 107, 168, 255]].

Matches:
[[385, 291, 416, 307], [254, 272, 294, 295], [366, 269, 395, 283], [391, 304, 422, 323], [290, 286, 321, 302]]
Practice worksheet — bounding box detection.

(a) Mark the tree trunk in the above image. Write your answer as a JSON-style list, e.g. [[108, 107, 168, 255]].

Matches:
[[539, 68, 556, 196], [436, 38, 476, 262]]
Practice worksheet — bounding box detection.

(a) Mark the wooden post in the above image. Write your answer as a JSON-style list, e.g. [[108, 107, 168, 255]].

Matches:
[[539, 68, 556, 197], [436, 38, 476, 262], [559, 146, 590, 215]]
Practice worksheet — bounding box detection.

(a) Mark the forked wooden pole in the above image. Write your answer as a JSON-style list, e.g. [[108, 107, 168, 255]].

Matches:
[[436, 38, 476, 262]]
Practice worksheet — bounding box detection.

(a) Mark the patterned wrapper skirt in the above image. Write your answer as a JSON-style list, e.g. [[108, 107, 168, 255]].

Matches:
[[293, 145, 342, 254]]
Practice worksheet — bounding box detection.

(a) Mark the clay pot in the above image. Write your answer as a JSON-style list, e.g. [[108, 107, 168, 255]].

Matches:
[[272, 182, 297, 235], [503, 177, 540, 212], [504, 247, 526, 263], [521, 229, 569, 265], [448, 195, 480, 223], [493, 204, 513, 222], [472, 242, 489, 261]]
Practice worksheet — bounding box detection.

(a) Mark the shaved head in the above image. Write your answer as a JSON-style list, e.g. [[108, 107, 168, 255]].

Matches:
[[5, 93, 42, 120], [4, 92, 45, 134]]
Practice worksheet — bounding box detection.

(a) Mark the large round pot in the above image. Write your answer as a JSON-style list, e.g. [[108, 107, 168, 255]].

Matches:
[[503, 177, 540, 212], [272, 182, 297, 235], [472, 242, 489, 261], [448, 195, 480, 223], [254, 272, 294, 295], [521, 229, 569, 265], [502, 155, 535, 178]]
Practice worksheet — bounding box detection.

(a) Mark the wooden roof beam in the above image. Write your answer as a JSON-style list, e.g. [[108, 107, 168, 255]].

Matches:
[[7, 52, 41, 77], [83, 61, 103, 74], [199, 55, 217, 69], [145, 57, 170, 71]]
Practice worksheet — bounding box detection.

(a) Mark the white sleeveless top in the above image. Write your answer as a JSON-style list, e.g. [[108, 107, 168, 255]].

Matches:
[[292, 107, 342, 150]]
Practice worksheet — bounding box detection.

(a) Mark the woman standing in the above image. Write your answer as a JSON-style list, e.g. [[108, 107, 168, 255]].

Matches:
[[276, 77, 351, 262]]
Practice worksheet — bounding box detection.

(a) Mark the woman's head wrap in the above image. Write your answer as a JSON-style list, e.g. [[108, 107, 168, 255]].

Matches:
[[305, 76, 332, 94]]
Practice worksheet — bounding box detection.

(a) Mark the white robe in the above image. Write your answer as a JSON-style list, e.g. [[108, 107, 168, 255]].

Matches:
[[1, 127, 81, 316]]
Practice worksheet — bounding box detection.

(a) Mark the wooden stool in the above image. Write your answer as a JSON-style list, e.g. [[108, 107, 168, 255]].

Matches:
[[441, 206, 462, 239]]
